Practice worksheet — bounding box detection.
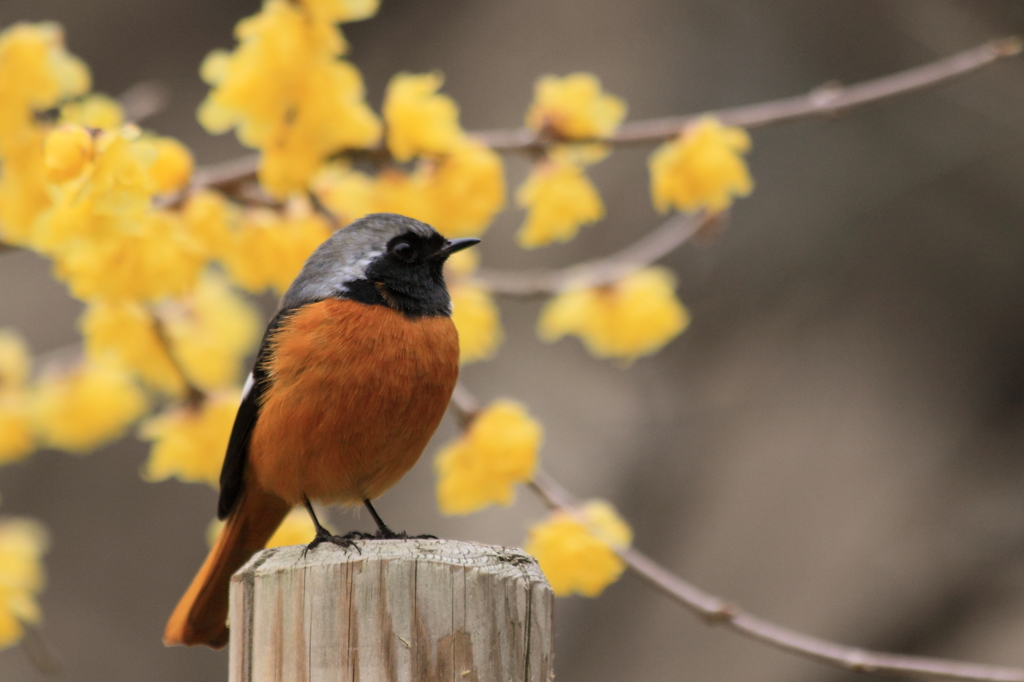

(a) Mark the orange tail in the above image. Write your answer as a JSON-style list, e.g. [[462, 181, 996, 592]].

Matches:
[[164, 485, 291, 648]]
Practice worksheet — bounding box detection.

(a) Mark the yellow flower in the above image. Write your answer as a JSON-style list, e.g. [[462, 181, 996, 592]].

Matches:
[[42, 125, 94, 183], [220, 208, 331, 294], [54, 210, 208, 302], [524, 500, 631, 597], [80, 301, 183, 394], [371, 168, 434, 225], [206, 507, 318, 550], [0, 331, 31, 390], [313, 163, 375, 225], [140, 391, 241, 487], [384, 72, 465, 162], [299, 0, 380, 24], [537, 267, 690, 363], [0, 517, 48, 650], [427, 141, 505, 238], [181, 189, 237, 257], [0, 131, 50, 245], [265, 508, 317, 548], [0, 394, 34, 466], [0, 22, 89, 154], [197, 0, 381, 197], [435, 400, 541, 515], [525, 73, 626, 140], [147, 137, 194, 194], [33, 128, 154, 252], [516, 159, 604, 248], [59, 93, 124, 131], [0, 331, 33, 465], [32, 359, 147, 453], [159, 273, 261, 391], [450, 282, 502, 364], [649, 117, 753, 214]]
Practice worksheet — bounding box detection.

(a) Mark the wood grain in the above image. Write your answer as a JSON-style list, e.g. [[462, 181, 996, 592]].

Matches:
[[229, 539, 554, 682]]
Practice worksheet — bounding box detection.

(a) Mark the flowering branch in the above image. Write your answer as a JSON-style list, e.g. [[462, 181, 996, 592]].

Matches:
[[446, 380, 1024, 682], [477, 36, 1023, 151], [472, 211, 717, 296], [169, 36, 1020, 199], [526, 469, 1024, 682]]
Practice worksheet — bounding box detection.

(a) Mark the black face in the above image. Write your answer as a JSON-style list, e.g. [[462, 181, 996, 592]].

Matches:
[[343, 230, 477, 318]]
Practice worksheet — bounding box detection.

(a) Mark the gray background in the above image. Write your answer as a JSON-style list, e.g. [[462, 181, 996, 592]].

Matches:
[[1, 1, 1024, 680]]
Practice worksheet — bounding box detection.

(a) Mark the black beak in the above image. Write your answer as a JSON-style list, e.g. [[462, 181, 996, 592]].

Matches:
[[437, 237, 481, 258]]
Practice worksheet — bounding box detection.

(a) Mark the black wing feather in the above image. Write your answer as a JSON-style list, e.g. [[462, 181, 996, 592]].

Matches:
[[217, 308, 297, 519]]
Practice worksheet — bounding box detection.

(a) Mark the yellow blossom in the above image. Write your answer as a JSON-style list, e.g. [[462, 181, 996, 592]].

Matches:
[[220, 208, 331, 294], [80, 301, 183, 394], [450, 283, 503, 364], [32, 359, 146, 453], [526, 73, 626, 140], [384, 72, 464, 162], [206, 507, 318, 550], [0, 131, 49, 245], [435, 400, 541, 515], [197, 0, 381, 197], [147, 137, 194, 194], [141, 391, 241, 487], [0, 331, 31, 389], [516, 159, 604, 248], [59, 93, 124, 130], [181, 189, 236, 257], [32, 128, 154, 252], [538, 267, 690, 363], [266, 508, 317, 548], [427, 141, 505, 237], [649, 117, 753, 214], [0, 517, 48, 649], [0, 22, 89, 154], [371, 169, 434, 225], [525, 500, 631, 597], [42, 125, 94, 183], [313, 163, 375, 225], [54, 210, 208, 302], [0, 395, 34, 466], [299, 0, 380, 24], [159, 274, 261, 391]]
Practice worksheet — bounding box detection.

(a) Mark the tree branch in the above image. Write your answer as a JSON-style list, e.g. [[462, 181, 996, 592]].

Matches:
[[527, 469, 1024, 682], [476, 36, 1023, 151], [181, 37, 1021, 196], [471, 211, 716, 296]]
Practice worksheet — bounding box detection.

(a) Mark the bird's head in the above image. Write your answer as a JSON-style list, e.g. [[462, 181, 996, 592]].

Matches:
[[281, 213, 480, 317]]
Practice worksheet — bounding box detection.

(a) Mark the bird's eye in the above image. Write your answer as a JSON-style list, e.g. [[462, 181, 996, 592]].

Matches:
[[391, 241, 417, 263]]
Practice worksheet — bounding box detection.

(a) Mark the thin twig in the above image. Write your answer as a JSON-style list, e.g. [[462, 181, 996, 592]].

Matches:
[[472, 211, 714, 296], [527, 469, 1024, 682], [476, 37, 1023, 151], [150, 314, 207, 408]]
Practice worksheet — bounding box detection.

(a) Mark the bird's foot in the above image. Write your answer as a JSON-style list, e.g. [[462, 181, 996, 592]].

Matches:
[[372, 528, 437, 540], [302, 526, 362, 557]]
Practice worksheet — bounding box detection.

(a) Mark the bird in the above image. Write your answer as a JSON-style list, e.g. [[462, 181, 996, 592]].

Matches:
[[163, 213, 479, 649]]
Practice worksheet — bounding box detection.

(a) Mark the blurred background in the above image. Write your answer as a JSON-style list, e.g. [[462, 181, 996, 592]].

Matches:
[[2, 0, 1024, 680]]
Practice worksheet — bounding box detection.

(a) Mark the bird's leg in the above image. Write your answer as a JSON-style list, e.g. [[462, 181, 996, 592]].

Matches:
[[363, 499, 436, 540], [302, 497, 364, 555]]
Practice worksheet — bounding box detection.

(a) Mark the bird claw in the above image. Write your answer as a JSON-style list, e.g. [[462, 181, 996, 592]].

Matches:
[[303, 528, 362, 557]]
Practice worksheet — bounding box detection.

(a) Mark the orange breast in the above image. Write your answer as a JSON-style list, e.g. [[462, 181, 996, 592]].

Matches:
[[248, 298, 459, 506]]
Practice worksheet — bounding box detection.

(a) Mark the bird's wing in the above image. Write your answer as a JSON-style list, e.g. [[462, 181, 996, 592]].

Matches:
[[217, 308, 297, 520]]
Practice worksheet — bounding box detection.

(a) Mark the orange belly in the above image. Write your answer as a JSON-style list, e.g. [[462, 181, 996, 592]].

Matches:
[[248, 298, 459, 506]]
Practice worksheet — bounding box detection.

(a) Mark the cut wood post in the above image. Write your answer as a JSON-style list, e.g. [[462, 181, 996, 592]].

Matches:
[[228, 539, 554, 682]]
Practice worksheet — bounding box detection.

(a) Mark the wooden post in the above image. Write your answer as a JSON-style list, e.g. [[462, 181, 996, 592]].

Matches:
[[228, 539, 554, 682]]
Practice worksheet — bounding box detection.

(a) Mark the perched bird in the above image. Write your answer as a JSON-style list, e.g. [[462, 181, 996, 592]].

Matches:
[[164, 213, 479, 648]]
